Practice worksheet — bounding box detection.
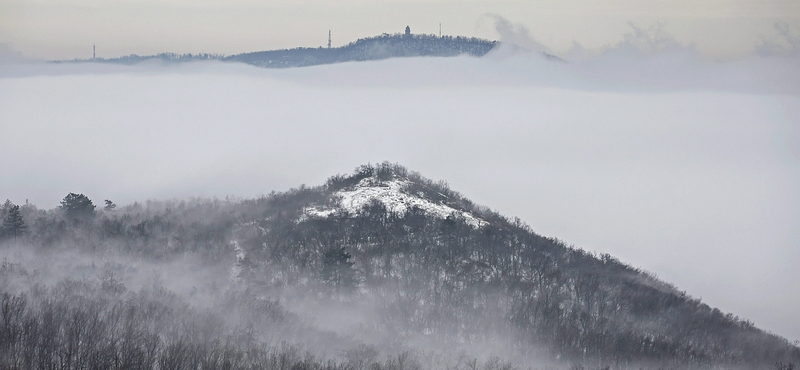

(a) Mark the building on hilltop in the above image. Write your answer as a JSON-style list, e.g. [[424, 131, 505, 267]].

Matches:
[[405, 26, 411, 38]]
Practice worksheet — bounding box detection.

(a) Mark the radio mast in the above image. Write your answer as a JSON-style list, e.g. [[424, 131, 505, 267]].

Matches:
[[328, 30, 331, 49], [93, 44, 96, 59]]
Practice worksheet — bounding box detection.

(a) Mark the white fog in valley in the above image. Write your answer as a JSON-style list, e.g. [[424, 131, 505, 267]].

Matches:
[[1, 21, 799, 352]]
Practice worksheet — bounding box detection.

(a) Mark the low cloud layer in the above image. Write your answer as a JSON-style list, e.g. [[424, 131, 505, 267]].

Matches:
[[1, 28, 798, 345]]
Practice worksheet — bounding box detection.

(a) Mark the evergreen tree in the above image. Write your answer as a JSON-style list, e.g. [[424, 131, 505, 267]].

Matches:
[[2, 205, 26, 241], [60, 193, 96, 222], [0, 199, 12, 238]]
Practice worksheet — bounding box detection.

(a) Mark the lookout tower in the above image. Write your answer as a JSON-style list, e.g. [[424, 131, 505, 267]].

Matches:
[[404, 26, 411, 37]]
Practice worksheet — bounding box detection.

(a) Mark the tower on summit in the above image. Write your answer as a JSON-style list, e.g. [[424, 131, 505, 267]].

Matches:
[[405, 26, 411, 38], [328, 30, 331, 49]]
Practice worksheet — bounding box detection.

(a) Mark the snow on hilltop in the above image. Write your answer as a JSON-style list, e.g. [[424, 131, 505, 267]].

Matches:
[[302, 176, 488, 228]]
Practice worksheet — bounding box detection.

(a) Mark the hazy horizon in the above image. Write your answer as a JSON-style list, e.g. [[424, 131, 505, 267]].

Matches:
[[1, 0, 799, 61]]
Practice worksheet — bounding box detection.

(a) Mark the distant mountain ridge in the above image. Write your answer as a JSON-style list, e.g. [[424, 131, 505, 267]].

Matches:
[[56, 32, 499, 68]]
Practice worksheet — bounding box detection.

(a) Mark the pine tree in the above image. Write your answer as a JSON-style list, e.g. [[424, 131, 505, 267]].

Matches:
[[2, 205, 26, 241], [60, 193, 96, 222]]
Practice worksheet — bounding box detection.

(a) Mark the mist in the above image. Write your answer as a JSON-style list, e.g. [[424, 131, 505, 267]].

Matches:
[[1, 21, 799, 352]]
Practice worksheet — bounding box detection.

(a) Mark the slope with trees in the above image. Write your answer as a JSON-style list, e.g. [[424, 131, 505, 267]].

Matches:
[[1, 164, 798, 370]]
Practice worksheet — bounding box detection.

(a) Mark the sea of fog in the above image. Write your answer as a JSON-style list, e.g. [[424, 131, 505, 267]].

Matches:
[[1, 39, 799, 344]]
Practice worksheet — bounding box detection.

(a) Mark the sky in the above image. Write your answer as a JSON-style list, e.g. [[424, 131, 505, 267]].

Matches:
[[1, 0, 800, 347], [1, 0, 799, 60]]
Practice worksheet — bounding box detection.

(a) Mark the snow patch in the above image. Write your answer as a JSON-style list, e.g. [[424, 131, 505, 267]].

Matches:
[[230, 240, 245, 281], [303, 177, 487, 228]]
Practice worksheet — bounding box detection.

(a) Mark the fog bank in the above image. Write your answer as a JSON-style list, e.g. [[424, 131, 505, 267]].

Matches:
[[1, 42, 798, 344]]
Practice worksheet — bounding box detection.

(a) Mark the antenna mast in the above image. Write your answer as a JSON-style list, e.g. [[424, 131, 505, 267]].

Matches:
[[93, 44, 96, 59], [328, 30, 331, 49], [439, 23, 441, 37]]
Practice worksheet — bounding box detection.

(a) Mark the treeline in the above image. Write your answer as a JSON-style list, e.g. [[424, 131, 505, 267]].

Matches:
[[340, 33, 496, 61], [55, 53, 224, 65], [217, 33, 495, 68], [0, 260, 479, 370], [1, 194, 249, 260]]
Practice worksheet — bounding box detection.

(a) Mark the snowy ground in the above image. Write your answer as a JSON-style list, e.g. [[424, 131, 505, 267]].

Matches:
[[303, 177, 488, 228]]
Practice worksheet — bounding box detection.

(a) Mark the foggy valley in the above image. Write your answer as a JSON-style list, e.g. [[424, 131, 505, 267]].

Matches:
[[1, 14, 800, 370]]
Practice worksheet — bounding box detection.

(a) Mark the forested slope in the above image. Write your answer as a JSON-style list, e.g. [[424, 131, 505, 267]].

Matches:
[[1, 163, 797, 370]]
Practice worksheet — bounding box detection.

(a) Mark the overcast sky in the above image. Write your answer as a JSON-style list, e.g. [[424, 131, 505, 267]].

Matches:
[[1, 0, 799, 60]]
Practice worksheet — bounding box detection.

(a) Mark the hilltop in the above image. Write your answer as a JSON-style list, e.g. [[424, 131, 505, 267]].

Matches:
[[1, 163, 798, 369], [232, 163, 800, 368], [225, 32, 497, 68]]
